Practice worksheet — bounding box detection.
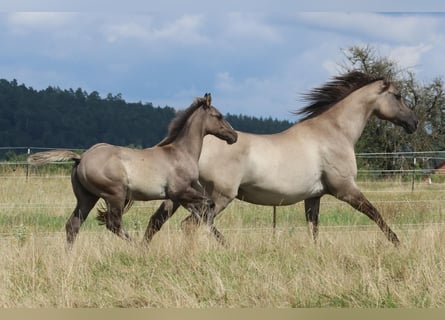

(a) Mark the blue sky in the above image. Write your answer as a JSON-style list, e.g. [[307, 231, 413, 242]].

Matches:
[[1, 1, 445, 120]]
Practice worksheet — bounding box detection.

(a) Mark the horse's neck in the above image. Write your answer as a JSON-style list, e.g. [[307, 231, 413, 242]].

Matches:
[[171, 112, 205, 160], [324, 96, 375, 146]]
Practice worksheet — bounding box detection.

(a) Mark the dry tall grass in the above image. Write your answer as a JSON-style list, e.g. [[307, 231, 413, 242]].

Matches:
[[1, 174, 445, 307]]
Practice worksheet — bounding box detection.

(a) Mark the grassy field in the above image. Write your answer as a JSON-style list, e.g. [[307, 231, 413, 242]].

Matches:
[[1, 170, 445, 307]]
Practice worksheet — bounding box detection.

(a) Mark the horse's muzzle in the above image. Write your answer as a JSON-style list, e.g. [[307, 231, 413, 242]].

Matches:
[[403, 117, 418, 134]]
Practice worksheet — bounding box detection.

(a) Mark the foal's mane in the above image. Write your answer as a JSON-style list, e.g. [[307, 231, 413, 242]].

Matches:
[[296, 71, 384, 122], [157, 97, 207, 146]]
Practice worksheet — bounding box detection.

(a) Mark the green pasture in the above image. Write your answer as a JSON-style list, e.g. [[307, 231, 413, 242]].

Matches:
[[0, 168, 444, 241], [1, 168, 445, 307]]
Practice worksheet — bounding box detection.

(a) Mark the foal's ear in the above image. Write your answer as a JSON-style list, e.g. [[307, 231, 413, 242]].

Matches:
[[380, 79, 391, 93], [204, 93, 212, 108]]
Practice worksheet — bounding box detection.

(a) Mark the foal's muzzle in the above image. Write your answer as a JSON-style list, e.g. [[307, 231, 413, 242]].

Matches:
[[226, 131, 238, 144]]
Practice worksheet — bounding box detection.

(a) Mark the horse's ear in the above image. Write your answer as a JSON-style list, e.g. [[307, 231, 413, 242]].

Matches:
[[204, 93, 212, 108]]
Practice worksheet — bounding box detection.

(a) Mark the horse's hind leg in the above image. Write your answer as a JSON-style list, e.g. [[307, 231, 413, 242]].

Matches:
[[143, 200, 180, 244], [304, 197, 320, 242]]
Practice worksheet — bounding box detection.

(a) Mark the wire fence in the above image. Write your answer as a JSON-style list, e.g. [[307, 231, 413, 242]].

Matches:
[[1, 147, 444, 240], [1, 147, 444, 184]]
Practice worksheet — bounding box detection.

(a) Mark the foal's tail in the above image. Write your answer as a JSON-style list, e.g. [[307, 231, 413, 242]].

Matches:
[[27, 150, 82, 165]]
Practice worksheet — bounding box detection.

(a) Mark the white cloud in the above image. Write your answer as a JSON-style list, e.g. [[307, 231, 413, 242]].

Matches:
[[296, 12, 439, 44], [224, 13, 282, 43], [387, 44, 433, 70], [213, 69, 302, 119], [322, 60, 341, 76], [104, 21, 150, 43], [102, 14, 208, 45], [215, 72, 236, 92], [2, 11, 445, 122], [6, 12, 76, 34], [215, 71, 274, 96]]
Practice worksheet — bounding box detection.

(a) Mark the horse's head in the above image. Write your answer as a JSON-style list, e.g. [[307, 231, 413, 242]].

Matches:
[[200, 93, 238, 144], [373, 80, 418, 134]]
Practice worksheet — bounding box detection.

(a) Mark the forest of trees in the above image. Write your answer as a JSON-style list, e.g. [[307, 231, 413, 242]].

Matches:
[[1, 45, 444, 171], [0, 79, 292, 159]]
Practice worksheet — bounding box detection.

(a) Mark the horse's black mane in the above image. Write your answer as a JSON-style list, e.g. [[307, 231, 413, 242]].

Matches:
[[296, 71, 385, 122], [157, 96, 207, 146]]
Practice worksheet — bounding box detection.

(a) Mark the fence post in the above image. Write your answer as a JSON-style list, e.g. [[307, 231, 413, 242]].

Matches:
[[26, 147, 30, 181], [272, 206, 277, 235], [411, 157, 416, 192]]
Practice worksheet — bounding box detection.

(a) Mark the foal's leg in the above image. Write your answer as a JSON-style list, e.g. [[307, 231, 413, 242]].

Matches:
[[66, 194, 98, 250], [181, 192, 234, 246], [66, 168, 99, 249], [143, 200, 180, 244], [103, 196, 132, 241], [182, 197, 215, 226], [304, 197, 321, 242], [176, 185, 221, 240], [336, 188, 400, 246], [176, 182, 216, 225]]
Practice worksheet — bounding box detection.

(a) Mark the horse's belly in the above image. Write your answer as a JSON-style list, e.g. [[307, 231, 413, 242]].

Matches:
[[237, 181, 324, 206], [131, 186, 167, 201]]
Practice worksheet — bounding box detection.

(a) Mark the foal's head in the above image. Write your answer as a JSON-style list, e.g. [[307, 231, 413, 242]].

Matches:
[[200, 93, 238, 144], [157, 93, 237, 146], [371, 79, 418, 134]]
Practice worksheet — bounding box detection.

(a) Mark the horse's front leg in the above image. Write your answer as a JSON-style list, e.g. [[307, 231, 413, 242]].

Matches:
[[336, 189, 400, 246], [143, 200, 180, 244]]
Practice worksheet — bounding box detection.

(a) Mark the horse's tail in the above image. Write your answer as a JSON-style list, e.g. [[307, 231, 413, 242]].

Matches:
[[27, 150, 81, 165], [96, 197, 135, 225]]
